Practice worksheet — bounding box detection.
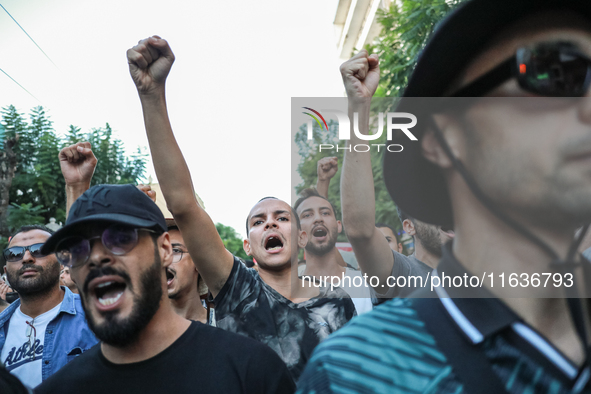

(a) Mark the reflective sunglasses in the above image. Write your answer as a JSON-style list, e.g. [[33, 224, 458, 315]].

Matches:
[[56, 225, 156, 268], [452, 41, 591, 97], [3, 243, 46, 262]]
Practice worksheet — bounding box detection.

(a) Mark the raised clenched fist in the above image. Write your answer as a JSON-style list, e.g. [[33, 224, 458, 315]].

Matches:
[[127, 36, 175, 95], [317, 156, 339, 182], [137, 184, 157, 203], [339, 50, 380, 103], [59, 142, 97, 186]]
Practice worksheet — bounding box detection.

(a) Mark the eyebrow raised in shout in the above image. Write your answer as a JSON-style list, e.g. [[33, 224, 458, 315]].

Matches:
[[251, 210, 291, 223]]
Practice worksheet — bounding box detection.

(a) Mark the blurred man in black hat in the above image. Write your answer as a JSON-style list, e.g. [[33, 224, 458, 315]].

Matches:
[[298, 0, 591, 392]]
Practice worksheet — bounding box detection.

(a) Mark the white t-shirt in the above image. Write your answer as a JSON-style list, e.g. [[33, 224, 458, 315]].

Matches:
[[338, 250, 359, 270], [1, 302, 62, 388]]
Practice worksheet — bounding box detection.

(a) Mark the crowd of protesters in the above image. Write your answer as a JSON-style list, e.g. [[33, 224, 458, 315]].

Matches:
[[2, 0, 591, 392]]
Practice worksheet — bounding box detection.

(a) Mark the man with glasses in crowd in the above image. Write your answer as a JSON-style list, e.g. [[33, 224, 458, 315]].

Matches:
[[36, 184, 295, 393], [166, 220, 209, 324], [0, 225, 97, 388], [58, 144, 210, 325], [298, 0, 591, 392]]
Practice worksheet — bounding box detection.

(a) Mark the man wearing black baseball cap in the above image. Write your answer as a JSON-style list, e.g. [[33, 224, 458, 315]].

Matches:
[[298, 0, 591, 392], [36, 184, 295, 393]]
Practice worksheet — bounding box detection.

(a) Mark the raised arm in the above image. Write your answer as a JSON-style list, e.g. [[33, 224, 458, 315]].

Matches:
[[60, 142, 97, 218], [127, 36, 233, 296], [340, 51, 394, 289], [316, 156, 338, 198]]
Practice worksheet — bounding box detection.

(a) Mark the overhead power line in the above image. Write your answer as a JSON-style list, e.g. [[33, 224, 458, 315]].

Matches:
[[0, 66, 40, 102], [0, 3, 58, 68]]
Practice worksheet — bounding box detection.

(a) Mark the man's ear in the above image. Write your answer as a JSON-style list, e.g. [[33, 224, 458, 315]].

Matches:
[[298, 230, 308, 249], [243, 239, 252, 256], [403, 219, 416, 236], [398, 243, 404, 254], [421, 114, 463, 169], [337, 220, 342, 234], [3, 266, 6, 274], [159, 232, 173, 268]]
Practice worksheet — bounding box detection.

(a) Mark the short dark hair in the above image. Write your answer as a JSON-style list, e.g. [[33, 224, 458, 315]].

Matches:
[[293, 188, 339, 220], [9, 224, 54, 242], [245, 197, 301, 236], [375, 222, 398, 244]]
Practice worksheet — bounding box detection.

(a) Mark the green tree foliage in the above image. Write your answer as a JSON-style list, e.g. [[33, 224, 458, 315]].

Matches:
[[6, 203, 47, 231], [0, 121, 4, 144], [295, 120, 343, 215], [215, 222, 249, 261], [0, 105, 148, 237], [368, 0, 467, 98], [65, 125, 83, 145], [69, 123, 148, 186], [0, 203, 47, 251], [1, 106, 27, 168]]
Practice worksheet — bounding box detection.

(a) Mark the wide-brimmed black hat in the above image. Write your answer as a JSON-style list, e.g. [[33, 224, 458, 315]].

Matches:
[[383, 0, 591, 226], [42, 184, 167, 254]]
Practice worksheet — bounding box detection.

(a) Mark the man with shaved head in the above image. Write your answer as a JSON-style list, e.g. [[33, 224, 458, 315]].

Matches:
[[127, 35, 355, 381]]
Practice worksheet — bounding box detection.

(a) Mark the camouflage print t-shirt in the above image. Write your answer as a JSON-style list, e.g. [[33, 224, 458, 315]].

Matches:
[[213, 257, 356, 381]]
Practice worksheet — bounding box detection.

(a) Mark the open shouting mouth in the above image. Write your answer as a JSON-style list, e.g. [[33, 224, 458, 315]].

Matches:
[[88, 276, 128, 312], [312, 226, 328, 241], [264, 234, 284, 254], [166, 268, 175, 287]]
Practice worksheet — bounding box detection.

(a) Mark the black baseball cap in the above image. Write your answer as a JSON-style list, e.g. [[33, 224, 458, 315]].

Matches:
[[42, 184, 167, 254], [383, 0, 591, 226]]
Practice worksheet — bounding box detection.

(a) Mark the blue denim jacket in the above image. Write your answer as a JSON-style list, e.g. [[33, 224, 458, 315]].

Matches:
[[0, 287, 98, 383]]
